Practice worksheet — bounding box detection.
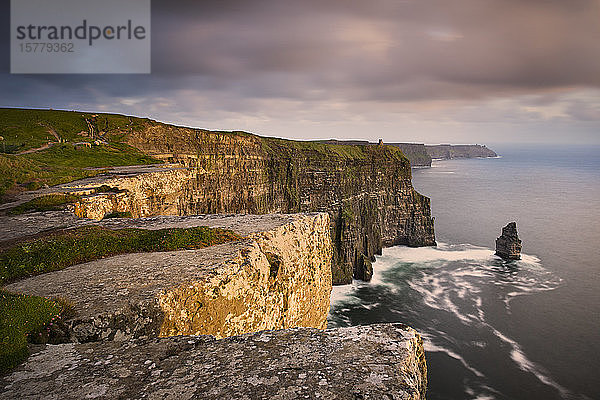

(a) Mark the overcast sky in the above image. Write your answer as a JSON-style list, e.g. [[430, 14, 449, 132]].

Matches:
[[1, 0, 599, 144]]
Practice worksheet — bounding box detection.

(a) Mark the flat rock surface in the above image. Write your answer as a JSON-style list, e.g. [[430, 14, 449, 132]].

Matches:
[[4, 242, 246, 321], [0, 212, 301, 244], [0, 323, 426, 400]]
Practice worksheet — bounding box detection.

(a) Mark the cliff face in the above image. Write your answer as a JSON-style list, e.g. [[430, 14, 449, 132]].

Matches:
[[4, 213, 332, 341], [70, 123, 436, 284], [386, 143, 432, 167], [426, 144, 497, 160]]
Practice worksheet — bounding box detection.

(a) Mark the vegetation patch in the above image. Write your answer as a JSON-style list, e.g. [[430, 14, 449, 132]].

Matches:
[[103, 210, 133, 219], [0, 290, 66, 373], [0, 225, 241, 285], [0, 143, 159, 201], [95, 184, 125, 194], [7, 194, 80, 215]]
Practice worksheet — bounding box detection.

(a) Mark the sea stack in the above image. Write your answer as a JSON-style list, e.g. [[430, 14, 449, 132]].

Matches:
[[495, 222, 522, 260]]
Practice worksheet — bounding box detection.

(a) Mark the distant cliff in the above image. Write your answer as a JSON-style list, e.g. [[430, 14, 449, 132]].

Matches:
[[426, 144, 497, 160], [320, 140, 497, 167]]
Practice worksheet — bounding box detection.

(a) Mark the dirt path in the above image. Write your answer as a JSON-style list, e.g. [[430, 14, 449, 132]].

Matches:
[[16, 125, 62, 155], [17, 141, 56, 155]]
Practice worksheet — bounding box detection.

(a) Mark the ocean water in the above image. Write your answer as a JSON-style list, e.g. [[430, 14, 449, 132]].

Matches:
[[328, 144, 600, 400]]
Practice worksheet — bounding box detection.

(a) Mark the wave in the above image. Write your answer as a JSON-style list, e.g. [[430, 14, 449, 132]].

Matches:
[[421, 332, 485, 378], [328, 242, 567, 398]]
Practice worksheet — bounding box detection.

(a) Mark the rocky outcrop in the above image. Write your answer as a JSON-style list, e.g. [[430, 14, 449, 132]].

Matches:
[[425, 144, 497, 160], [4, 213, 332, 341], [58, 126, 436, 284], [0, 323, 426, 400], [495, 222, 522, 260]]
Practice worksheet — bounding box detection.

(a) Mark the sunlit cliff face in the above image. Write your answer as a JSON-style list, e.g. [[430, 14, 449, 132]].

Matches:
[[1, 0, 599, 144]]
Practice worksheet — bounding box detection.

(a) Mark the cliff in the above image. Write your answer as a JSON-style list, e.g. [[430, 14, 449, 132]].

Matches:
[[49, 120, 437, 284], [425, 144, 497, 160], [0, 108, 436, 283], [386, 143, 432, 167], [4, 213, 333, 341], [0, 323, 426, 400], [320, 140, 499, 167]]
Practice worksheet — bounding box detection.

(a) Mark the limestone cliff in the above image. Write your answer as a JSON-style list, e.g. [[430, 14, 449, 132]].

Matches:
[[0, 323, 426, 400], [65, 122, 436, 284], [426, 144, 497, 160], [4, 213, 332, 341]]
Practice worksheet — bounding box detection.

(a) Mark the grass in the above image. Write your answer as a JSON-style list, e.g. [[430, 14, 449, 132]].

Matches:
[[7, 194, 80, 215], [103, 211, 133, 219], [0, 142, 159, 200], [0, 289, 64, 373], [0, 225, 241, 285], [0, 108, 161, 201], [0, 108, 149, 152]]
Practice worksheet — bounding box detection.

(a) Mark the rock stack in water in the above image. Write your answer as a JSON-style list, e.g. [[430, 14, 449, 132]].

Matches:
[[495, 222, 522, 260]]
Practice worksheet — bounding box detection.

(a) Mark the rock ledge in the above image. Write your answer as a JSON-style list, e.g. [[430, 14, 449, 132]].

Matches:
[[0, 323, 426, 400]]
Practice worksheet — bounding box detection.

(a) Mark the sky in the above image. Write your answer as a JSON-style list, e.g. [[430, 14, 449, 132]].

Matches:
[[1, 0, 599, 145]]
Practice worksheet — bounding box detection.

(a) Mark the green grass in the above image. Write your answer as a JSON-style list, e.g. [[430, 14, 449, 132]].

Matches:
[[0, 225, 241, 285], [0, 289, 63, 373], [0, 108, 161, 200], [0, 142, 159, 200], [260, 136, 408, 161], [103, 211, 133, 219], [7, 194, 80, 215], [0, 108, 149, 152]]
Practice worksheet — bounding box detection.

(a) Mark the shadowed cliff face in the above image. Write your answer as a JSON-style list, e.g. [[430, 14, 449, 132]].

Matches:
[[76, 121, 436, 284]]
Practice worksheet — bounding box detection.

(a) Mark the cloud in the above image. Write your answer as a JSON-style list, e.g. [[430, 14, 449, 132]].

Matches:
[[0, 0, 599, 143]]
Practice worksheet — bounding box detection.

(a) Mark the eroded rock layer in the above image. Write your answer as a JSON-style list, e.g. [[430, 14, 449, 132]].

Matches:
[[4, 213, 332, 341], [0, 323, 426, 400], [495, 221, 522, 260], [64, 125, 435, 283]]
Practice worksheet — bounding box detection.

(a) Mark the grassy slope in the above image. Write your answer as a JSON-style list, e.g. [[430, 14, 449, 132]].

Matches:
[[0, 108, 148, 152], [0, 108, 161, 200]]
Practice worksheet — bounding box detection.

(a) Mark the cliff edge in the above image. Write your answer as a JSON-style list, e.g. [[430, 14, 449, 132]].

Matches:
[[4, 213, 332, 341], [0, 323, 426, 400]]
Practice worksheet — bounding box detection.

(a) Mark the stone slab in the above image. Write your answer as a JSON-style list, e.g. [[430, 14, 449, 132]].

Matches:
[[0, 323, 426, 400]]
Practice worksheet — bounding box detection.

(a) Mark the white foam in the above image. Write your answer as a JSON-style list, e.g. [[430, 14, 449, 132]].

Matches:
[[490, 327, 572, 398], [381, 242, 495, 264], [422, 335, 485, 378], [328, 242, 568, 397], [329, 281, 361, 306]]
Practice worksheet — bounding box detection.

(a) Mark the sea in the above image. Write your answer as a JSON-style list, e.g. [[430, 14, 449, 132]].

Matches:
[[328, 144, 600, 400]]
